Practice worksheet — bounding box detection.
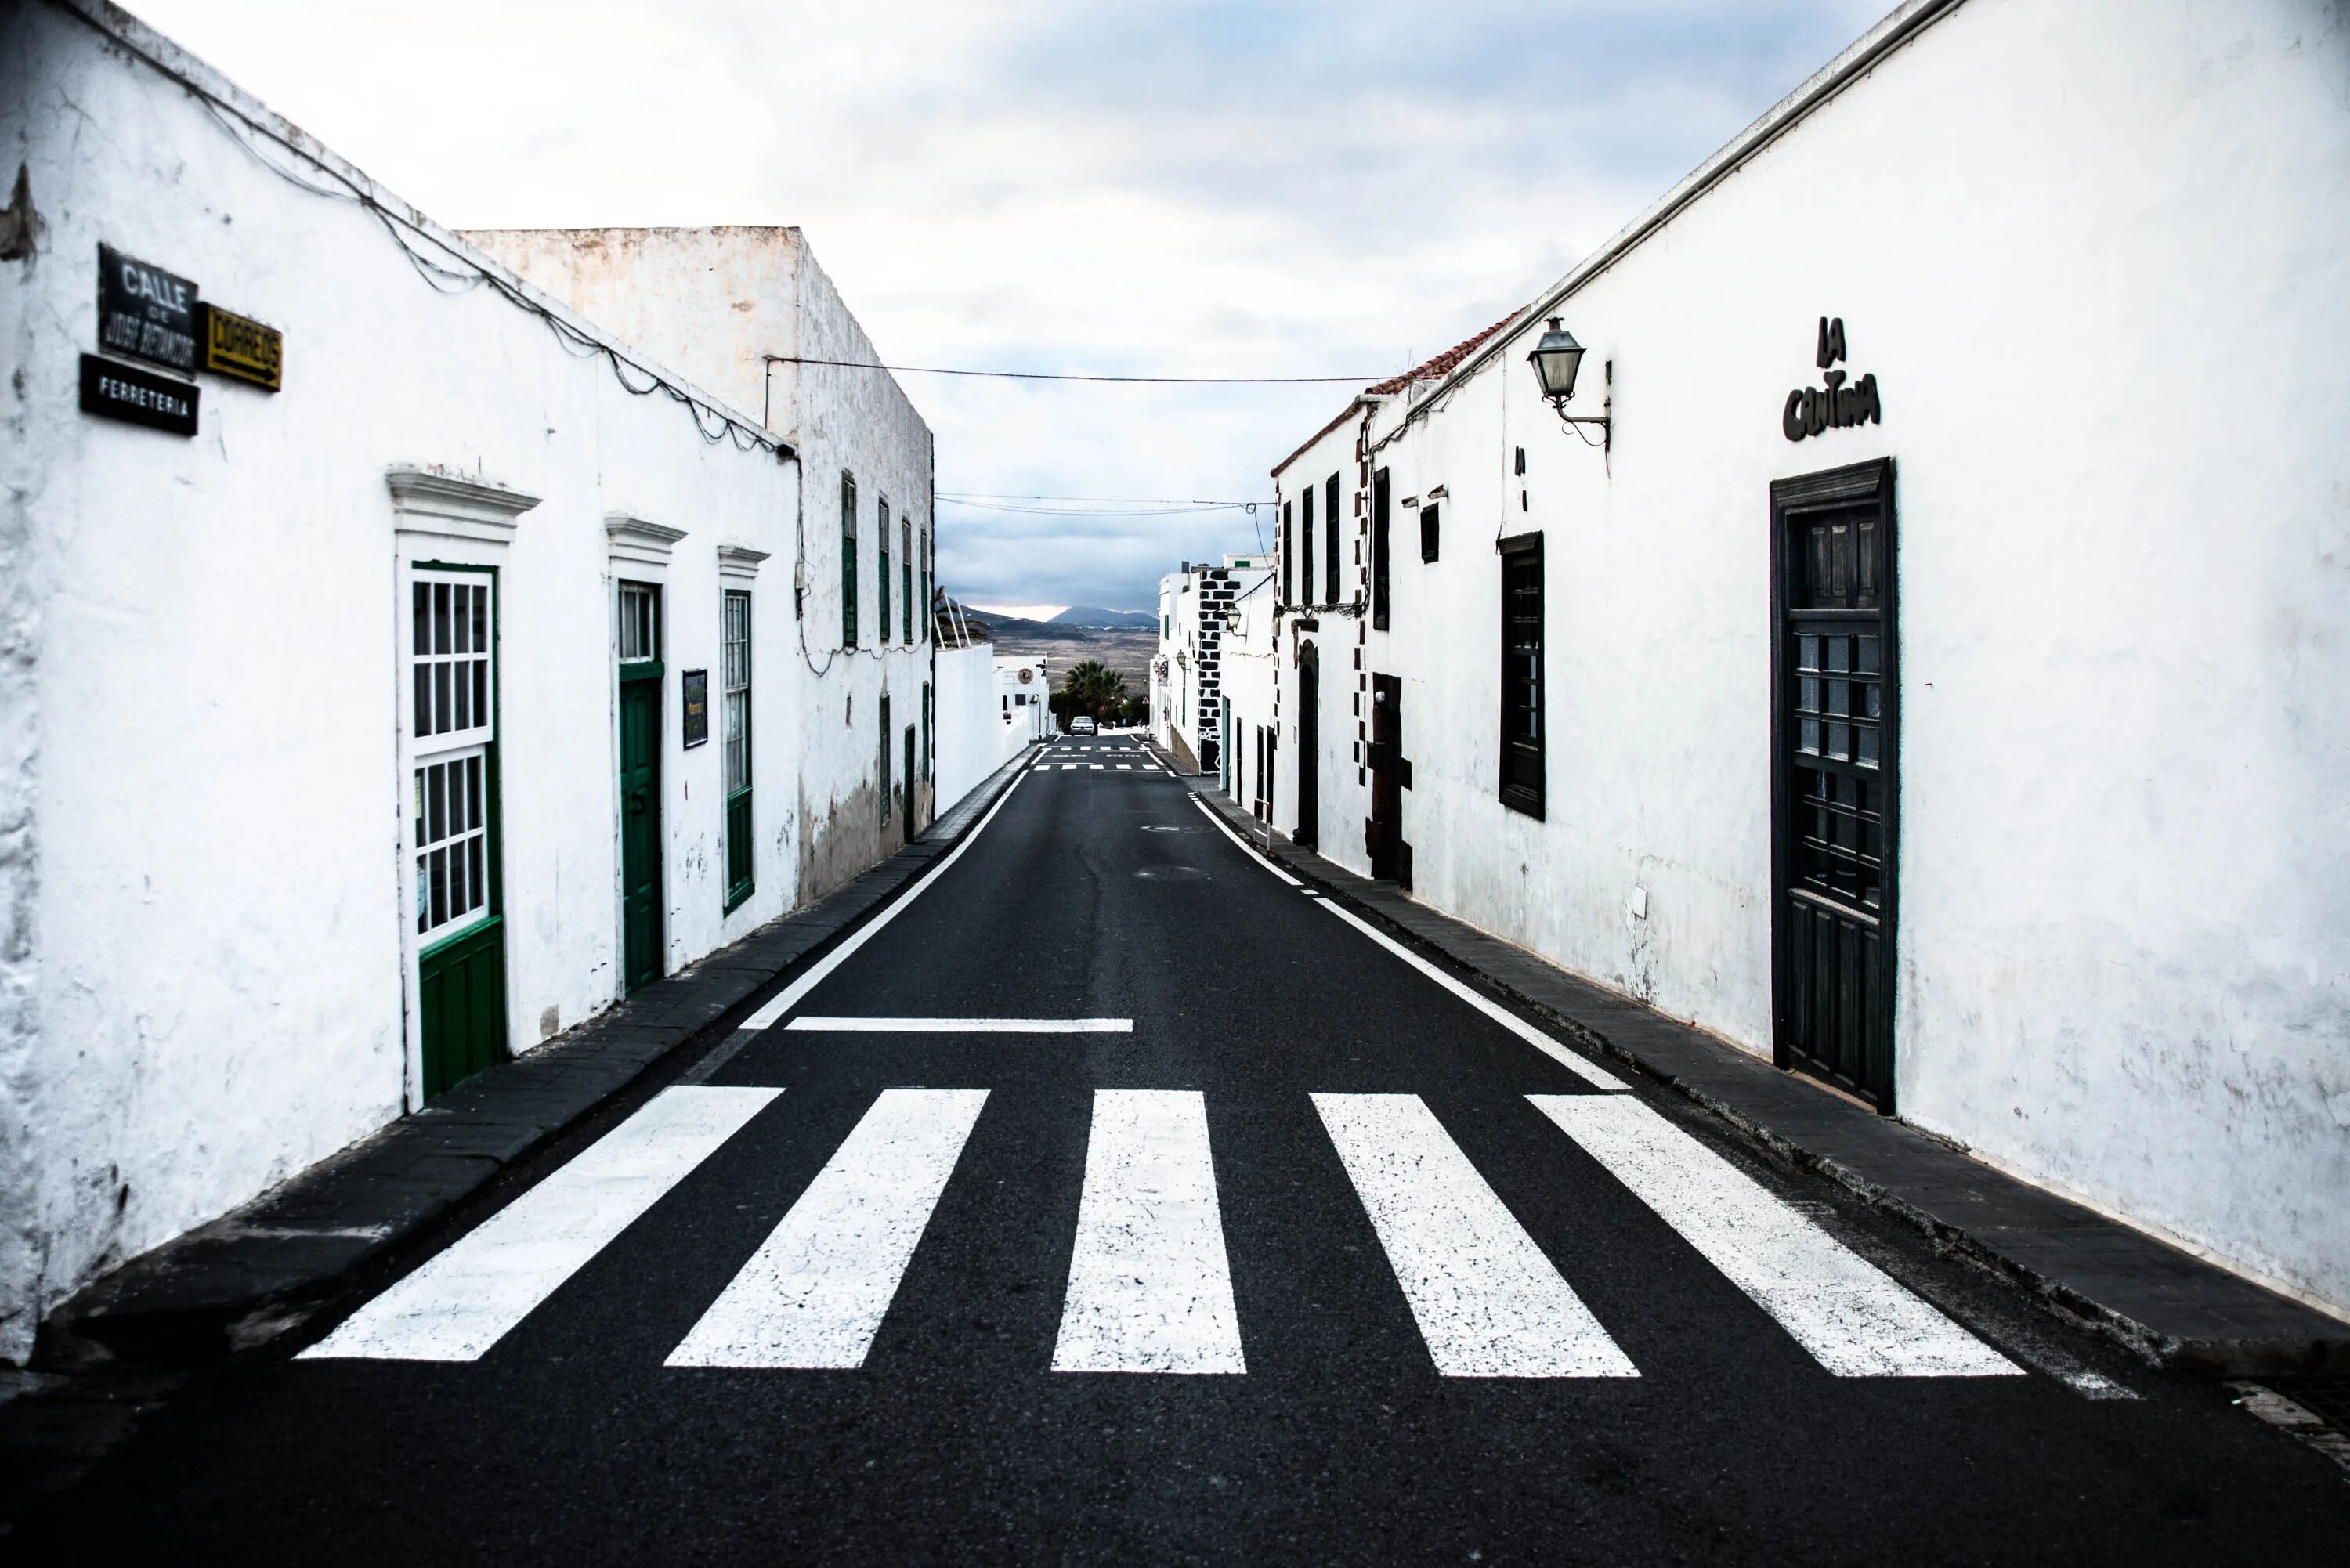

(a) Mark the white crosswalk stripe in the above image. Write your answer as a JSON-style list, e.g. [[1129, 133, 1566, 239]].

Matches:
[[1312, 1093, 1638, 1378], [300, 1085, 778, 1362], [305, 1086, 2023, 1383], [1054, 1089, 1246, 1375], [1529, 1095, 2019, 1377], [667, 1088, 987, 1369]]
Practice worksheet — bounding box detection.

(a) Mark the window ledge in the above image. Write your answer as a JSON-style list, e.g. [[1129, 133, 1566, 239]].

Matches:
[[717, 543, 771, 581], [387, 465, 540, 544], [606, 513, 689, 569]]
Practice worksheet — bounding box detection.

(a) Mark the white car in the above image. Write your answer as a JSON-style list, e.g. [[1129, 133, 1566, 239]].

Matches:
[[1070, 715, 1096, 735]]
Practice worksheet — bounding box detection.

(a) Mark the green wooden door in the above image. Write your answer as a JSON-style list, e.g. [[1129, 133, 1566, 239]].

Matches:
[[620, 670, 663, 992], [409, 567, 506, 1101], [420, 916, 507, 1098]]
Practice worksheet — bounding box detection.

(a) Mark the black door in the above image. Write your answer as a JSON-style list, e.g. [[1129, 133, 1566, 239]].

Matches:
[[1366, 671, 1405, 885], [1770, 458, 1898, 1110], [1295, 642, 1319, 850]]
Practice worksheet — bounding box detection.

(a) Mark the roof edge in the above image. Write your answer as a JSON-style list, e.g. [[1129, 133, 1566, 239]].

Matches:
[[1394, 0, 1971, 432], [46, 0, 795, 462]]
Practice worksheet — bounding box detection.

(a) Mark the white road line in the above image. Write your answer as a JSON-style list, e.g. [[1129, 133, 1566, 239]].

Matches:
[[1528, 1095, 2020, 1377], [1090, 764, 1104, 771], [785, 1017, 1133, 1034], [738, 771, 1031, 1032], [1054, 1089, 1246, 1375], [1188, 793, 1303, 885], [1116, 764, 1133, 771], [667, 1089, 988, 1369], [1182, 793, 1622, 1089], [1313, 1093, 1637, 1378], [1061, 764, 1077, 771], [300, 1086, 778, 1362], [1318, 901, 1628, 1091]]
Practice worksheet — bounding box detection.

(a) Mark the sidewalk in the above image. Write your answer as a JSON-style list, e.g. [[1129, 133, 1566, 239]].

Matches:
[[1188, 781, 2349, 1377], [33, 745, 1040, 1374]]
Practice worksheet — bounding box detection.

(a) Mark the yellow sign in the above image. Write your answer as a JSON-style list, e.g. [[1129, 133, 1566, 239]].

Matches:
[[198, 303, 283, 392]]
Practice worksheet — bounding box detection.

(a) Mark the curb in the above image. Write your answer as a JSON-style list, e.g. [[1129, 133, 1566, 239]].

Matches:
[[1188, 785, 2350, 1377], [32, 746, 1041, 1374]]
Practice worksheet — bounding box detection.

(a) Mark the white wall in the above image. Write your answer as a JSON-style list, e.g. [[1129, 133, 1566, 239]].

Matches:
[[0, 2, 818, 1358], [933, 641, 1007, 813], [1292, 0, 2350, 1309], [1273, 417, 1374, 869], [463, 226, 940, 898]]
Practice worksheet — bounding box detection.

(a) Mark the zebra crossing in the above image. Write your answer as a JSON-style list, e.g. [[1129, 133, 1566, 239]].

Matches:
[[302, 1080, 2021, 1380], [1041, 742, 1166, 775]]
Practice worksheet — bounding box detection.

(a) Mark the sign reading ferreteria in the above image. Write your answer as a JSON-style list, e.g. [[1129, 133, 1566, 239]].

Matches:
[[98, 244, 199, 374], [80, 353, 200, 436], [1782, 316, 1881, 442], [682, 670, 710, 748], [197, 302, 284, 392]]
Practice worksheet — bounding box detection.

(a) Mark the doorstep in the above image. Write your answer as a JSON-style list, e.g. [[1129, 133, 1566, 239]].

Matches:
[[31, 746, 1039, 1375], [1189, 785, 2350, 1377]]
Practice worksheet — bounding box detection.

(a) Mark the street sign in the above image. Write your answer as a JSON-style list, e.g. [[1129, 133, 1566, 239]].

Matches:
[[80, 353, 200, 436], [682, 669, 710, 748], [97, 244, 198, 374], [197, 302, 284, 391]]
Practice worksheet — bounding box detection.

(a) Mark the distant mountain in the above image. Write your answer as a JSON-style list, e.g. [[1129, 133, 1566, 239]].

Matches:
[[1050, 605, 1156, 630]]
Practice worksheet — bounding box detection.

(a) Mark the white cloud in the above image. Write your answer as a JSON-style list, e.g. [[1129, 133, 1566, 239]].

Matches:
[[127, 0, 1889, 606]]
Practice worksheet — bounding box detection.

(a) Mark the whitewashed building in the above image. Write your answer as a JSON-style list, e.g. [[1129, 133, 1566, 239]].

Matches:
[[1150, 554, 1271, 772], [934, 634, 1047, 815], [461, 226, 939, 896], [1246, 0, 2350, 1316], [0, 0, 935, 1359]]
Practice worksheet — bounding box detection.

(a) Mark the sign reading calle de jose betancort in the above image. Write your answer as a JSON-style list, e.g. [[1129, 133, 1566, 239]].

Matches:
[[97, 244, 200, 374]]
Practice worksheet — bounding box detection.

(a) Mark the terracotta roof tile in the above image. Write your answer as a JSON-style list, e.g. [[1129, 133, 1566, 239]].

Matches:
[[1365, 312, 1520, 396]]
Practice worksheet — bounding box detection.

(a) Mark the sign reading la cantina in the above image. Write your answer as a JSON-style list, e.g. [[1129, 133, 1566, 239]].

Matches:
[[1783, 316, 1880, 442]]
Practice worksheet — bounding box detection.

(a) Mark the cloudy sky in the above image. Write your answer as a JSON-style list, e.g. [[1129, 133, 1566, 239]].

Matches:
[[134, 0, 1886, 614]]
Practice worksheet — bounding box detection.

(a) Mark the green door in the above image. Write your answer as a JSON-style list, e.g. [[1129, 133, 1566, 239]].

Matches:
[[409, 567, 506, 1101], [420, 916, 506, 1098], [620, 670, 663, 992], [903, 724, 917, 833]]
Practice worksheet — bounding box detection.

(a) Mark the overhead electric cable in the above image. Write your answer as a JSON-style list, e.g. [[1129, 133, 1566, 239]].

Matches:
[[766, 356, 1381, 385]]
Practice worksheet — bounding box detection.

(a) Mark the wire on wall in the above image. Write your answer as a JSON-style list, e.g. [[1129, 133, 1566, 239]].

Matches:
[[72, 5, 782, 457]]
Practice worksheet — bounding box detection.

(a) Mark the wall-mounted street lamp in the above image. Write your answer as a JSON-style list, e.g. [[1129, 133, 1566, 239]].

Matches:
[[1528, 318, 1610, 452]]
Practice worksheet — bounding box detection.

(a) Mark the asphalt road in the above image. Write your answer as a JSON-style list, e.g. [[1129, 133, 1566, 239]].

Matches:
[[24, 741, 2348, 1563]]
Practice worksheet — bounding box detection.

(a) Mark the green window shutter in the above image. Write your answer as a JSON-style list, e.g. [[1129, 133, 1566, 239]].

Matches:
[[841, 473, 859, 648], [879, 498, 892, 645], [722, 590, 754, 912]]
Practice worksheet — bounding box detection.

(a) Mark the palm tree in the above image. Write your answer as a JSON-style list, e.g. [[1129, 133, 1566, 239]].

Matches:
[[1061, 659, 1127, 721]]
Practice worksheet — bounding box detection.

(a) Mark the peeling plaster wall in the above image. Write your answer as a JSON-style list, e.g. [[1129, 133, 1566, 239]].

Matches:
[[465, 226, 939, 907], [1271, 0, 2350, 1308], [0, 3, 804, 1360]]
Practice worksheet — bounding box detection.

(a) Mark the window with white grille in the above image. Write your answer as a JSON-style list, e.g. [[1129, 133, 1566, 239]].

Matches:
[[414, 749, 489, 937], [410, 569, 497, 940], [619, 581, 660, 663], [412, 576, 493, 742], [723, 592, 751, 797]]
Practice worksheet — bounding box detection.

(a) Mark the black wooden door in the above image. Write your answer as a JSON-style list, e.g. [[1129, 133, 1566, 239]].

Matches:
[[1295, 642, 1319, 850], [1366, 672, 1404, 882], [1771, 459, 1897, 1109]]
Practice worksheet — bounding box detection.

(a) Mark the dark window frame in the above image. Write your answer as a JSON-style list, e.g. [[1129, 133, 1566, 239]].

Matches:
[[1370, 467, 1391, 630], [1324, 472, 1340, 606], [840, 472, 859, 649], [1420, 502, 1441, 563], [1300, 485, 1315, 606], [878, 497, 892, 645], [1498, 531, 1545, 819], [1281, 500, 1293, 605]]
